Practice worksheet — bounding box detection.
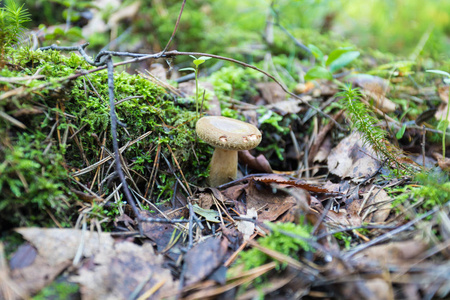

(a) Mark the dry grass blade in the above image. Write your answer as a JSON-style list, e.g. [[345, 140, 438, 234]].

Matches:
[[182, 262, 277, 300], [71, 130, 153, 177]]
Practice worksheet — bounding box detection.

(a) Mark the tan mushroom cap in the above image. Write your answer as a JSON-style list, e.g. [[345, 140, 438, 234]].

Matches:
[[196, 116, 262, 150]]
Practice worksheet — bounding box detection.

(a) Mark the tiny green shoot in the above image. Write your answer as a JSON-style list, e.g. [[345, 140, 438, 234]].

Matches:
[[180, 55, 211, 118]]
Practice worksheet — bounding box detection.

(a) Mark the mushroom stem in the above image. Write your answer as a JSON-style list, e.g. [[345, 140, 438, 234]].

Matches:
[[209, 148, 238, 186]]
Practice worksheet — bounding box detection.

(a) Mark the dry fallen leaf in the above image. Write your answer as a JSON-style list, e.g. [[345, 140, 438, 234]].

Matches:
[[236, 207, 257, 240], [347, 74, 396, 113], [72, 242, 177, 300], [313, 136, 333, 163], [433, 151, 450, 172], [266, 99, 303, 115], [244, 180, 297, 221], [13, 228, 177, 299], [184, 237, 228, 286], [256, 82, 287, 104], [238, 150, 273, 173], [327, 131, 381, 180], [16, 228, 115, 265], [435, 86, 450, 126], [355, 239, 428, 264], [141, 209, 187, 254], [365, 188, 392, 223], [365, 278, 393, 300], [326, 208, 362, 227]]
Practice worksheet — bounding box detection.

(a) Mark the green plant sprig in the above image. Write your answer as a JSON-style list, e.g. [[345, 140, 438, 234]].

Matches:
[[180, 55, 211, 118], [337, 85, 411, 173], [0, 0, 31, 59]]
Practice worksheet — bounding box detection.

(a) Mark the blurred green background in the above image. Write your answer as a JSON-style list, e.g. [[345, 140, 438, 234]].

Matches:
[[22, 0, 450, 61]]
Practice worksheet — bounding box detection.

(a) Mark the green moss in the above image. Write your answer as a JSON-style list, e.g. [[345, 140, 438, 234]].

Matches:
[[0, 46, 212, 228], [208, 65, 262, 102], [32, 279, 79, 300], [0, 132, 73, 228], [236, 221, 312, 272], [392, 170, 450, 210]]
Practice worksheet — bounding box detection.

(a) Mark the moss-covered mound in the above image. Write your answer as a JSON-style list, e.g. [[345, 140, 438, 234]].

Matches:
[[0, 48, 210, 229]]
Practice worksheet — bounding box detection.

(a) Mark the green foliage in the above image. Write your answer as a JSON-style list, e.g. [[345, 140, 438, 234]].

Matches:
[[333, 231, 352, 249], [339, 0, 450, 59], [0, 133, 72, 227], [392, 170, 450, 210], [180, 55, 211, 118], [237, 222, 312, 271], [337, 85, 409, 173], [208, 65, 262, 102], [0, 46, 211, 228], [305, 45, 360, 81], [255, 107, 293, 162], [32, 279, 79, 300], [0, 0, 31, 56]]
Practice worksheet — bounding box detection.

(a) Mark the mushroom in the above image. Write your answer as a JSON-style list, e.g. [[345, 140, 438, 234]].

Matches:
[[196, 116, 262, 186]]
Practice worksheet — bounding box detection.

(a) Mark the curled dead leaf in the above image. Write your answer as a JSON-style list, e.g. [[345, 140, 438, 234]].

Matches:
[[238, 150, 273, 173], [327, 132, 381, 180]]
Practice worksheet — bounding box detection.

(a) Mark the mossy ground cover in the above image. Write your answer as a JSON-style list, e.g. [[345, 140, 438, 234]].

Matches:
[[0, 47, 212, 230]]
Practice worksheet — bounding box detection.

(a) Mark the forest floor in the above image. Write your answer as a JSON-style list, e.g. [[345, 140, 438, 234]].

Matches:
[[1, 1, 450, 299]]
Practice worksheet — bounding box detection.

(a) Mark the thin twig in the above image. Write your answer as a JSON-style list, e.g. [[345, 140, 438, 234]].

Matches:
[[161, 0, 186, 54], [39, 44, 341, 129], [106, 57, 142, 232]]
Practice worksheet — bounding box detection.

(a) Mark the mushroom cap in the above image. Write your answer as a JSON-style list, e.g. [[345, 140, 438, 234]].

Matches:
[[196, 116, 262, 150]]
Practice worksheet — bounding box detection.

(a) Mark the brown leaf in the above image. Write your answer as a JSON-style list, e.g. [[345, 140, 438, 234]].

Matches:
[[356, 240, 428, 264], [266, 100, 303, 115], [327, 132, 381, 179], [11, 255, 70, 295], [142, 209, 187, 253], [221, 184, 246, 202], [236, 207, 257, 240], [11, 228, 113, 296], [365, 278, 394, 300], [313, 136, 333, 163], [184, 237, 228, 286], [256, 82, 287, 104], [14, 228, 178, 299], [245, 180, 297, 221], [221, 225, 243, 251], [238, 150, 273, 173], [308, 110, 344, 165], [72, 242, 177, 300], [365, 188, 392, 223], [433, 152, 450, 172], [347, 74, 396, 113], [9, 244, 36, 270], [253, 174, 340, 195], [197, 192, 215, 210], [326, 209, 361, 227], [15, 228, 115, 266]]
